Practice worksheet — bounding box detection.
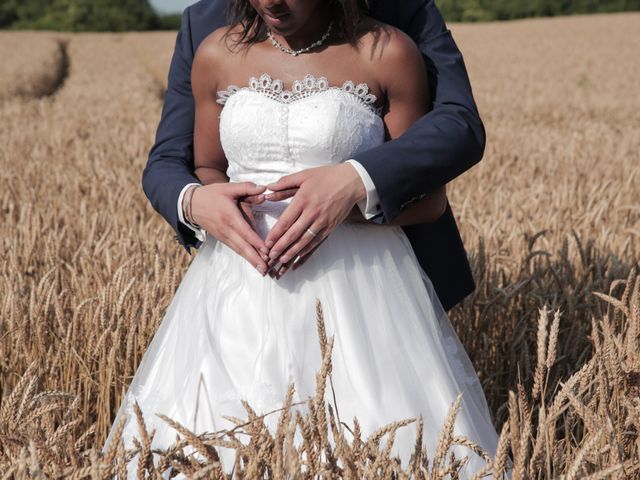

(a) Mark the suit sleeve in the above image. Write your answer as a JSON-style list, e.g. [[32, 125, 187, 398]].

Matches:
[[352, 0, 486, 224], [141, 6, 203, 252]]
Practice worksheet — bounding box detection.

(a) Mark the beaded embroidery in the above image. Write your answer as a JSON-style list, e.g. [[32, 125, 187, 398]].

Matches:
[[216, 73, 383, 117]]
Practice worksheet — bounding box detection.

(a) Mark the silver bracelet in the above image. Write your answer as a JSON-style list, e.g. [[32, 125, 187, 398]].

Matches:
[[183, 185, 201, 227]]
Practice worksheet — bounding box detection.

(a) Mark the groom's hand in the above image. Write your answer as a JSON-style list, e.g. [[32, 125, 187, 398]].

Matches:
[[263, 163, 366, 277], [191, 182, 271, 276]]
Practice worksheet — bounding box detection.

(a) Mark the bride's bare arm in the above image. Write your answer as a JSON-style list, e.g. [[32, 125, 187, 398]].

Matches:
[[188, 29, 270, 275], [192, 30, 229, 185], [355, 26, 447, 226]]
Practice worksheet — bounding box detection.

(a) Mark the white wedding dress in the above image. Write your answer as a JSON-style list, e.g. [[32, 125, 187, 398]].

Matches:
[[102, 73, 503, 478]]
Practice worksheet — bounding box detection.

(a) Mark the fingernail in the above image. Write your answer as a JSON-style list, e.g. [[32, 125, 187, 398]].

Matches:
[[260, 247, 269, 255], [269, 250, 280, 260], [266, 240, 274, 248], [280, 255, 289, 263], [265, 193, 274, 200], [270, 260, 281, 271], [256, 264, 266, 275]]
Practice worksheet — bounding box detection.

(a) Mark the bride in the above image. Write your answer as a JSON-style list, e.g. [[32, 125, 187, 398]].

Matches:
[[102, 0, 503, 477]]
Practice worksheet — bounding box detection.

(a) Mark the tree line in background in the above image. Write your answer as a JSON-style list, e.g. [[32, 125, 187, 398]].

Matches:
[[0, 0, 181, 31], [437, 0, 640, 21], [0, 0, 639, 31]]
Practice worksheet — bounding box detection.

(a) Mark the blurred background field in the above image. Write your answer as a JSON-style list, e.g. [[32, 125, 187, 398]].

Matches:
[[0, 7, 639, 479]]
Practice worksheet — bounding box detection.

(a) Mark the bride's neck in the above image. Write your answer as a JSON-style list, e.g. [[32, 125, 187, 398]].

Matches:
[[268, 11, 333, 51]]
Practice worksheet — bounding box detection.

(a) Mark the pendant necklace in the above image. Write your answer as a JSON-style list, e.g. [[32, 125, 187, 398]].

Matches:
[[267, 20, 334, 56]]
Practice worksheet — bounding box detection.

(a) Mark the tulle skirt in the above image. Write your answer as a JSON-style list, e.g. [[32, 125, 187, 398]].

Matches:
[[102, 200, 503, 478]]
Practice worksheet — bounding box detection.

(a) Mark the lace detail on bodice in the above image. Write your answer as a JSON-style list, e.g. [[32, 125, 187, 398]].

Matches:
[[216, 71, 385, 188], [216, 73, 384, 117]]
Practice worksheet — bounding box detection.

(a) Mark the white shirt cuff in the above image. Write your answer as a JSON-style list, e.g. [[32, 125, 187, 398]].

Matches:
[[344, 159, 382, 220], [177, 182, 207, 243]]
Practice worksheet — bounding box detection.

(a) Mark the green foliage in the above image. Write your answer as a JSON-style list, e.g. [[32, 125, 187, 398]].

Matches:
[[437, 0, 640, 22], [0, 0, 181, 31], [155, 14, 182, 30], [1, 0, 638, 30]]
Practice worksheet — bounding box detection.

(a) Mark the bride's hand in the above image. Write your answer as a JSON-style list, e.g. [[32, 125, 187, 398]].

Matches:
[[262, 163, 366, 278], [260, 186, 364, 226], [191, 182, 271, 276], [238, 193, 266, 231]]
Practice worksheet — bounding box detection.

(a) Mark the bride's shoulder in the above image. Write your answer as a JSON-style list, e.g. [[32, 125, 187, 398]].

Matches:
[[194, 24, 244, 66], [193, 25, 244, 92], [355, 16, 424, 74]]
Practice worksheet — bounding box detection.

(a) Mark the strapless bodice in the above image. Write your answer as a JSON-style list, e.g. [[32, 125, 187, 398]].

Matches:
[[216, 73, 385, 189]]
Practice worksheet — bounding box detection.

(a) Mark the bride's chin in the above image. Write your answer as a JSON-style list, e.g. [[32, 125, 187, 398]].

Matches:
[[262, 13, 294, 31]]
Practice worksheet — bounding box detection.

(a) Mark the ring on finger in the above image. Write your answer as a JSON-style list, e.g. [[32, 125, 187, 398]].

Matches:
[[306, 227, 317, 237]]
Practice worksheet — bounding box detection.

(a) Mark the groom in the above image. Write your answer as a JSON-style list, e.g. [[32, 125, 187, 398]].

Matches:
[[142, 0, 485, 312]]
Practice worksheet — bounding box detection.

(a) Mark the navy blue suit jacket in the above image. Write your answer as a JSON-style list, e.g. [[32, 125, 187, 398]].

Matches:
[[142, 0, 485, 311]]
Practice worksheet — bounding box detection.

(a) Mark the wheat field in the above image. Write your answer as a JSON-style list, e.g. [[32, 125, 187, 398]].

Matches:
[[0, 12, 639, 478]]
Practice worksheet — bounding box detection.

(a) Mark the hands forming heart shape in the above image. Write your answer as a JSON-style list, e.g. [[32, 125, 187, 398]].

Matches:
[[190, 163, 367, 280], [238, 187, 320, 279]]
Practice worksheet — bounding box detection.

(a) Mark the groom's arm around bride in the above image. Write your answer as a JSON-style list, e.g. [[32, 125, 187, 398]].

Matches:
[[141, 0, 485, 312]]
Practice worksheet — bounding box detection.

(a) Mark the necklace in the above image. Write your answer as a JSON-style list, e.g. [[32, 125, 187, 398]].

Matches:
[[267, 20, 334, 56]]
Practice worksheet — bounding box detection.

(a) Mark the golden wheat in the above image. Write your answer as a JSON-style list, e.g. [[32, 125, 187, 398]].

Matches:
[[0, 31, 69, 99], [449, 13, 639, 258], [0, 12, 639, 479]]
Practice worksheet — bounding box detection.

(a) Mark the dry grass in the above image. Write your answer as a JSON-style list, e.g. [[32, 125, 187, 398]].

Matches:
[[449, 12, 640, 257], [0, 12, 638, 478], [0, 31, 69, 99], [445, 12, 640, 422], [122, 31, 178, 91]]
